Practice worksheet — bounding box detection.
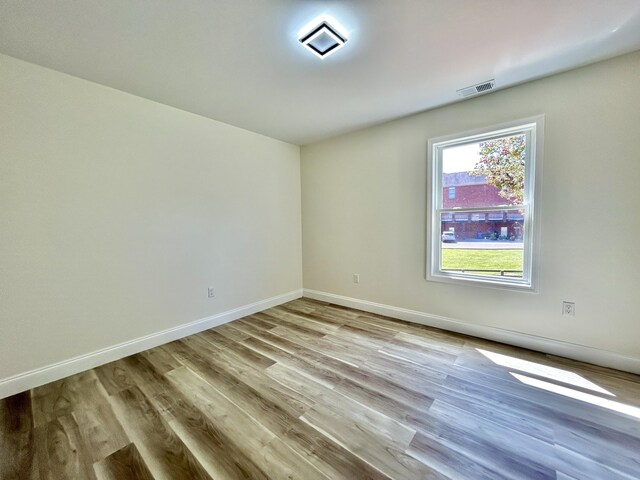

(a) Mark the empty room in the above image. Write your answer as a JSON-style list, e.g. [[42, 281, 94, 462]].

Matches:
[[1, 1, 640, 479]]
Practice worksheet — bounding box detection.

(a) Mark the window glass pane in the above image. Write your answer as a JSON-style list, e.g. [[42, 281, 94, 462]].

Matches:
[[441, 134, 526, 208], [440, 209, 525, 278]]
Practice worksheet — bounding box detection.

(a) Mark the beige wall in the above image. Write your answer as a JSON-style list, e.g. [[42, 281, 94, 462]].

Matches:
[[0, 54, 302, 381], [2, 49, 639, 383], [301, 51, 640, 359]]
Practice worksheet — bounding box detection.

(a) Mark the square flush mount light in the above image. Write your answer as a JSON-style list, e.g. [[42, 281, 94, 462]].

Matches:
[[299, 18, 347, 58]]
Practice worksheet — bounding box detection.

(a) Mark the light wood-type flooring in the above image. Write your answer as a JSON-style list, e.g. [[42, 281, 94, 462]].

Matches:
[[2, 298, 640, 479]]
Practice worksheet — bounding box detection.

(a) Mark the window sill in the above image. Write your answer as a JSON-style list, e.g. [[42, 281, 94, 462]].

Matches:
[[426, 271, 537, 293]]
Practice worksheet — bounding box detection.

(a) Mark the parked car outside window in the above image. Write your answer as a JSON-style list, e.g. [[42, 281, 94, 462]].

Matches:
[[441, 231, 456, 243]]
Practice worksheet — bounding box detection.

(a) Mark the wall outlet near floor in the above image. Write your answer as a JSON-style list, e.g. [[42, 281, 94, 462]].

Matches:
[[562, 301, 575, 316], [208, 287, 215, 298], [353, 274, 360, 284]]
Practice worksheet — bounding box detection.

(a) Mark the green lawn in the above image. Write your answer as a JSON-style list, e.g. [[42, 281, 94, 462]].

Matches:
[[441, 249, 523, 276]]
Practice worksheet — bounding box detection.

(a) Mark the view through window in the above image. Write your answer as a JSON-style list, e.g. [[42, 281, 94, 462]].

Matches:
[[428, 119, 541, 289]]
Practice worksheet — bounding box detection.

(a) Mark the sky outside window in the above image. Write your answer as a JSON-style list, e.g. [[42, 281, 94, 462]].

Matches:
[[442, 143, 480, 173]]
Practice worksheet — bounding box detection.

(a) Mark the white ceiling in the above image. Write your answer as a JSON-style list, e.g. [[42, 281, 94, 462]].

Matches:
[[1, 1, 639, 145]]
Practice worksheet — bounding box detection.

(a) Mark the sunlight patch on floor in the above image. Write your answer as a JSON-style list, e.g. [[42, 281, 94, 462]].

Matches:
[[476, 348, 614, 396], [511, 373, 640, 419]]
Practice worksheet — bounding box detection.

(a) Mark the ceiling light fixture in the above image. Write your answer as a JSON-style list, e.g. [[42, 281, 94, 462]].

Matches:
[[298, 16, 347, 59]]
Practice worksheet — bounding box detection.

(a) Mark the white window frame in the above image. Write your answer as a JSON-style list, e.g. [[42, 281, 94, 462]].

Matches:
[[426, 116, 544, 291]]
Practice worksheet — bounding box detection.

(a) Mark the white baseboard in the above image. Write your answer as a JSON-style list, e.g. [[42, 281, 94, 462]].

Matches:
[[0, 289, 303, 399], [303, 289, 640, 375]]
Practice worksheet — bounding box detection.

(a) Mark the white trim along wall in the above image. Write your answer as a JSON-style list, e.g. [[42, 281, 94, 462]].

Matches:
[[0, 290, 302, 399], [304, 289, 640, 375]]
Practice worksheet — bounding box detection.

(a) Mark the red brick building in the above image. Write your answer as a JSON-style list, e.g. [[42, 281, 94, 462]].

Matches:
[[442, 172, 523, 240]]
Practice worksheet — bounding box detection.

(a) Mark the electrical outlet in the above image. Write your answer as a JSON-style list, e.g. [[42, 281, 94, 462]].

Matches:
[[208, 287, 215, 298], [562, 301, 575, 316], [353, 274, 360, 284]]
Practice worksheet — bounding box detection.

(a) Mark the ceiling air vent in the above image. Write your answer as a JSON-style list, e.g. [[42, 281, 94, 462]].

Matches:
[[457, 79, 495, 98]]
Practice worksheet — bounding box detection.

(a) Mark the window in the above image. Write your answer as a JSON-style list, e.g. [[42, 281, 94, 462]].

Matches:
[[427, 116, 543, 290]]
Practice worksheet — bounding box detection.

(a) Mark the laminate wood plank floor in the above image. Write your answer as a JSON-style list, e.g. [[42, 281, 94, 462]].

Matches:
[[2, 298, 640, 479]]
